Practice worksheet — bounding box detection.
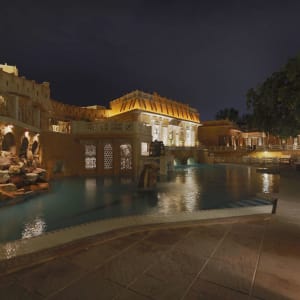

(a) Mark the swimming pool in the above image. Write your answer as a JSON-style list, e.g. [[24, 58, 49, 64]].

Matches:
[[0, 164, 279, 243]]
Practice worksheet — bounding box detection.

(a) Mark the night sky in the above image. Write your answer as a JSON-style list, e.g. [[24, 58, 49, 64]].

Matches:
[[2, 0, 300, 120]]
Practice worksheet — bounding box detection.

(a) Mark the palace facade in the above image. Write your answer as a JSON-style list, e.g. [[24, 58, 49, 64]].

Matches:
[[0, 64, 201, 179]]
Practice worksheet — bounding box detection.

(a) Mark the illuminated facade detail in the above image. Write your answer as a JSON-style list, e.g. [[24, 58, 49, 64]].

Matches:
[[0, 95, 6, 111], [141, 142, 149, 156], [120, 144, 132, 170], [85, 144, 96, 156], [152, 123, 160, 141], [0, 63, 18, 76], [104, 143, 113, 169], [85, 144, 96, 169], [0, 64, 201, 178], [49, 120, 70, 133], [109, 90, 200, 123], [108, 91, 201, 147], [85, 157, 96, 169]]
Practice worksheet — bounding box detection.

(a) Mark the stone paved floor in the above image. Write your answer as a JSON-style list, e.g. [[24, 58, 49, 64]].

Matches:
[[0, 168, 300, 299]]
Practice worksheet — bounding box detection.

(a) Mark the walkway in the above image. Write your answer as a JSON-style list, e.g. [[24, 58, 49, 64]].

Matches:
[[0, 169, 300, 299]]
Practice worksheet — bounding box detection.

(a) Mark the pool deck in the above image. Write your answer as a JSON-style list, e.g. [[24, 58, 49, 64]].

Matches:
[[0, 168, 300, 299]]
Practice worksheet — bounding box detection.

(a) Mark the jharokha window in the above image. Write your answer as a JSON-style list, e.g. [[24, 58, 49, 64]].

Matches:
[[85, 144, 96, 169], [104, 143, 113, 169], [120, 144, 132, 170]]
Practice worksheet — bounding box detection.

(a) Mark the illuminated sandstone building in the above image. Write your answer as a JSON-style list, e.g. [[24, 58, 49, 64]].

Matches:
[[0, 64, 201, 178], [108, 91, 199, 147]]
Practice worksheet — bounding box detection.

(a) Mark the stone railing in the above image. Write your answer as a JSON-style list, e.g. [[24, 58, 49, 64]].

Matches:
[[71, 120, 151, 136], [256, 144, 300, 151], [241, 156, 291, 164], [205, 146, 248, 152], [202, 144, 300, 152], [166, 146, 198, 151]]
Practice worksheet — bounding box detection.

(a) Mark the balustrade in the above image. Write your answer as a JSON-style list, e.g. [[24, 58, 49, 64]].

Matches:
[[71, 121, 151, 136]]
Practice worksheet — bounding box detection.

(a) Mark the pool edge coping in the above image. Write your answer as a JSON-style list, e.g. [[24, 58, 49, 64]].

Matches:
[[0, 205, 273, 262]]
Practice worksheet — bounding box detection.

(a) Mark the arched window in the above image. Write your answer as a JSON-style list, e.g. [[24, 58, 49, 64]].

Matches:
[[120, 144, 132, 170], [32, 140, 39, 155], [104, 143, 113, 169]]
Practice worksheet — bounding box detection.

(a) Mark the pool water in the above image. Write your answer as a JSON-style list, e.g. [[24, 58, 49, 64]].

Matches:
[[0, 164, 279, 243]]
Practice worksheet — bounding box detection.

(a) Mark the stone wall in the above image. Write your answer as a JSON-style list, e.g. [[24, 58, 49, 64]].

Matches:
[[40, 132, 83, 178]]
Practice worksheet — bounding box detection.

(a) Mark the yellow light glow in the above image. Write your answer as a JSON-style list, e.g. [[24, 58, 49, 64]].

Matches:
[[33, 133, 40, 142], [251, 151, 282, 159], [24, 131, 30, 138], [4, 125, 13, 134]]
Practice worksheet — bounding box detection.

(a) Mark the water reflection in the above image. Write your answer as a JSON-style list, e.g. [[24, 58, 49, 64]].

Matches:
[[0, 165, 280, 244], [259, 173, 279, 194], [22, 217, 46, 239], [103, 177, 113, 187], [85, 178, 97, 201], [156, 168, 201, 214], [224, 166, 279, 200], [156, 165, 279, 212], [3, 242, 19, 259]]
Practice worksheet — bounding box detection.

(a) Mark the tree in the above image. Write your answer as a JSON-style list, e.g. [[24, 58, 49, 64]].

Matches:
[[246, 54, 300, 137], [237, 113, 255, 131], [215, 107, 240, 123]]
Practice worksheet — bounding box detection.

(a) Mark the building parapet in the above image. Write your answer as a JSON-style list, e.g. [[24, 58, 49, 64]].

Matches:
[[0, 63, 18, 76], [50, 99, 109, 121], [71, 120, 151, 136], [0, 115, 41, 133], [0, 68, 51, 105]]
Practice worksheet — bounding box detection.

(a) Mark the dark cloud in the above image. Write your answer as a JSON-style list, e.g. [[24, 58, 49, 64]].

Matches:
[[1, 0, 300, 120]]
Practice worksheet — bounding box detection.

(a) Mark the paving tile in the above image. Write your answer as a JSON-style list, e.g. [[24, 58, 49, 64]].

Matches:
[[199, 257, 254, 294], [252, 270, 300, 300], [211, 227, 262, 268], [130, 273, 191, 300], [15, 258, 87, 297], [115, 286, 151, 300], [0, 282, 42, 300], [146, 247, 206, 281], [252, 252, 300, 300], [262, 221, 300, 256], [141, 240, 172, 258], [100, 241, 163, 286], [143, 227, 190, 246], [230, 221, 267, 234], [174, 225, 227, 258], [259, 248, 300, 282], [64, 242, 120, 270], [250, 219, 300, 300], [107, 233, 148, 250], [48, 272, 123, 300], [186, 278, 249, 300], [0, 274, 16, 288]]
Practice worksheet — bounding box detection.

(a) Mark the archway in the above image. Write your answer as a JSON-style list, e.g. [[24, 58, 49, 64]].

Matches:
[[173, 158, 181, 167], [187, 157, 196, 165], [19, 136, 29, 158], [32, 140, 39, 155], [2, 132, 16, 153]]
